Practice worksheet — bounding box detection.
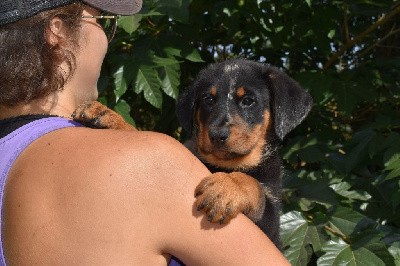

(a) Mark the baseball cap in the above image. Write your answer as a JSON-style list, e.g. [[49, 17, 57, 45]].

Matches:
[[0, 0, 142, 26]]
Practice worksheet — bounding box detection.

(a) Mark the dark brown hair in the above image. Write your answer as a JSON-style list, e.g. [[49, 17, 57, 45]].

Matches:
[[0, 2, 84, 106]]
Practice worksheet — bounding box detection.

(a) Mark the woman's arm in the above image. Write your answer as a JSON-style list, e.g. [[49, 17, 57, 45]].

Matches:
[[125, 131, 290, 265]]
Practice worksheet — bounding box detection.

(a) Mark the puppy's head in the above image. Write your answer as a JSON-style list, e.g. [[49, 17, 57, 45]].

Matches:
[[177, 59, 312, 170]]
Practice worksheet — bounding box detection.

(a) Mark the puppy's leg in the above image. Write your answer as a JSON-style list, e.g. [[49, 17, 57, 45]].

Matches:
[[195, 172, 265, 224], [72, 101, 136, 131]]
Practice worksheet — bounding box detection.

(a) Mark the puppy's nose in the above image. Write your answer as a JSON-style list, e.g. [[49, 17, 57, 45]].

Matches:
[[209, 128, 229, 145]]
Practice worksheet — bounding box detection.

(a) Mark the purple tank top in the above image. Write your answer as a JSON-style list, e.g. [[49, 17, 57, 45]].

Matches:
[[0, 117, 82, 265]]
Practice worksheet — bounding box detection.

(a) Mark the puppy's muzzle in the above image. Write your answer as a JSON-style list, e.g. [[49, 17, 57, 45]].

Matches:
[[209, 127, 229, 146]]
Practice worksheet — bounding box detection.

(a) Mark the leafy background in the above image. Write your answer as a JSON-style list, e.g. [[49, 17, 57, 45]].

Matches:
[[99, 0, 400, 264]]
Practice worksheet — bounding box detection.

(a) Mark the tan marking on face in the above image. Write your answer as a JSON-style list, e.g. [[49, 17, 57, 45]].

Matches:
[[236, 87, 246, 98], [196, 110, 211, 154], [197, 110, 272, 170], [210, 87, 217, 96]]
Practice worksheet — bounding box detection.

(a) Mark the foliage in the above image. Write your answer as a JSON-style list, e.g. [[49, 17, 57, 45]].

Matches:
[[100, 0, 400, 264]]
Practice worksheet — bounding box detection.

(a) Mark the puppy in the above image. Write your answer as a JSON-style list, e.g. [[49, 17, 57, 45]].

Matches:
[[72, 59, 312, 249], [175, 59, 312, 248]]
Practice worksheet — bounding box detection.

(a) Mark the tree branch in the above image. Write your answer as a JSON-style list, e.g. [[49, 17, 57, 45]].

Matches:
[[323, 4, 400, 71], [343, 2, 350, 44], [324, 225, 351, 244], [353, 26, 400, 64]]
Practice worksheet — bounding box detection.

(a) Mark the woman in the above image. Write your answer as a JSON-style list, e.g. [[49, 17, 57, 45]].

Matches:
[[0, 0, 290, 265]]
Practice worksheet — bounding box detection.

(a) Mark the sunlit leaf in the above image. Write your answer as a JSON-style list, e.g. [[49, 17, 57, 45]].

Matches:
[[113, 65, 128, 101], [330, 182, 371, 201], [328, 29, 336, 39], [159, 63, 180, 99], [281, 211, 323, 265], [118, 15, 142, 34], [318, 239, 385, 266], [134, 66, 162, 109], [388, 242, 400, 266]]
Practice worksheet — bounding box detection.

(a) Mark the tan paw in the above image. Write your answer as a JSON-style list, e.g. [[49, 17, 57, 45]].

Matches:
[[194, 172, 265, 224], [72, 101, 135, 131]]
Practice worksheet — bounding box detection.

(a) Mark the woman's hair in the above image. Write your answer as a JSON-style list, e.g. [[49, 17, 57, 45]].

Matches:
[[0, 2, 84, 106]]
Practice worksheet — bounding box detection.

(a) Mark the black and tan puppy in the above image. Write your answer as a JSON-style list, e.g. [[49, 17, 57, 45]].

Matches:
[[72, 59, 312, 249], [175, 59, 312, 248]]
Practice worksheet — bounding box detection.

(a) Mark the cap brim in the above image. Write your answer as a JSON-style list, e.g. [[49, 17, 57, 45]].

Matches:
[[82, 0, 142, 15]]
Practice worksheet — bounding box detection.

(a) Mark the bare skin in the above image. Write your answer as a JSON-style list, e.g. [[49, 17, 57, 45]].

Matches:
[[0, 4, 290, 265], [2, 127, 289, 265]]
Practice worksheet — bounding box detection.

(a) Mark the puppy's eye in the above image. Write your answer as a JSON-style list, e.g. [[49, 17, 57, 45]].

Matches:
[[240, 97, 255, 107], [202, 95, 215, 105]]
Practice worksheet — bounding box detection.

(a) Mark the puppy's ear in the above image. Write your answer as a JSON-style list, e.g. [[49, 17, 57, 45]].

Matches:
[[264, 65, 313, 140], [176, 85, 197, 135]]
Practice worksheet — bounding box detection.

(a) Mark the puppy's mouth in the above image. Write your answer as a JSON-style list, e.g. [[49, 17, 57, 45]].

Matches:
[[200, 147, 250, 160], [197, 145, 263, 170]]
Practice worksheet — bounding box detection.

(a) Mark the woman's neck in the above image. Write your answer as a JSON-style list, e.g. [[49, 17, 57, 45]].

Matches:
[[0, 94, 75, 120]]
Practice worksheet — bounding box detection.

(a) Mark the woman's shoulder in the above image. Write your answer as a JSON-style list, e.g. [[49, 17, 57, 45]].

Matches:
[[66, 127, 201, 167], [40, 126, 208, 179], [40, 126, 183, 156]]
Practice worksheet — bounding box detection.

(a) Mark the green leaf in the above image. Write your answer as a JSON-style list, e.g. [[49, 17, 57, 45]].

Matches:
[[113, 65, 128, 101], [298, 180, 338, 205], [97, 75, 110, 96], [163, 46, 204, 62], [388, 242, 400, 266], [152, 55, 181, 66], [143, 86, 163, 109], [159, 63, 180, 99], [298, 146, 325, 163], [330, 182, 371, 201], [380, 132, 400, 153], [281, 211, 323, 265], [156, 0, 190, 23], [318, 238, 386, 266], [384, 154, 400, 170], [334, 129, 377, 173], [295, 71, 334, 104], [134, 66, 163, 109], [182, 48, 203, 62], [386, 168, 400, 180], [352, 232, 397, 266], [335, 82, 360, 114], [113, 61, 136, 102], [328, 29, 336, 39], [383, 144, 400, 179], [282, 136, 318, 160], [114, 100, 136, 127], [118, 15, 142, 34], [328, 206, 374, 237]]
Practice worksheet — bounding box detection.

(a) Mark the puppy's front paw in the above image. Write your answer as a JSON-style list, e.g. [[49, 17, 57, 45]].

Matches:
[[72, 101, 135, 131], [194, 172, 265, 224]]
